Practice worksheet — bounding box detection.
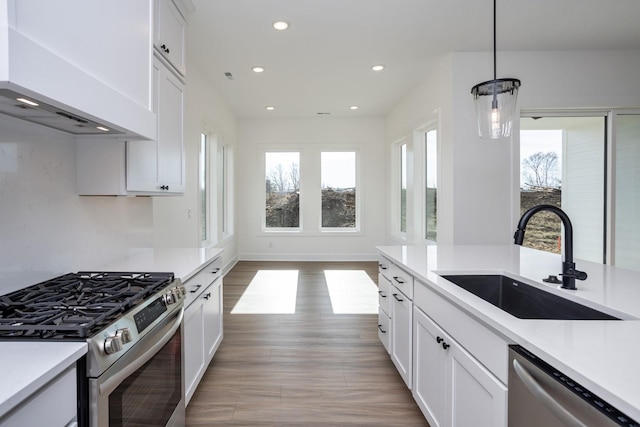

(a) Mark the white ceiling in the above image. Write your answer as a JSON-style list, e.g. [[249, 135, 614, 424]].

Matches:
[[187, 0, 640, 119]]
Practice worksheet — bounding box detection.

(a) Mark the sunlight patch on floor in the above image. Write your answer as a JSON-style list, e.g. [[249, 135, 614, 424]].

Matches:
[[231, 270, 299, 314], [324, 270, 378, 314]]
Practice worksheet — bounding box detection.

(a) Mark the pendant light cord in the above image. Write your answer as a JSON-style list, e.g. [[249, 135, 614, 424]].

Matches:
[[493, 0, 497, 81]]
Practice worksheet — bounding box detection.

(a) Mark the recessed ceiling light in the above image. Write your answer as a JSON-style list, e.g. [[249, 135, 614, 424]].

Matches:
[[265, 106, 275, 111], [371, 64, 385, 71], [96, 126, 110, 132], [252, 66, 265, 73], [349, 105, 359, 110], [16, 97, 39, 107], [273, 21, 289, 31]]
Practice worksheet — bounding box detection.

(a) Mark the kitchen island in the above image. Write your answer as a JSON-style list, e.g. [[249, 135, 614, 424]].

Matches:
[[377, 244, 640, 423]]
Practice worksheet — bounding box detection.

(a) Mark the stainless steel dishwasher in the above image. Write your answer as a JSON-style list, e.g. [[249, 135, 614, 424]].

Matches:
[[508, 345, 639, 427]]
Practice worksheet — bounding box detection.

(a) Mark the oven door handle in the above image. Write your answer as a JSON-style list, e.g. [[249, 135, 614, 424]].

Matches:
[[99, 307, 184, 396]]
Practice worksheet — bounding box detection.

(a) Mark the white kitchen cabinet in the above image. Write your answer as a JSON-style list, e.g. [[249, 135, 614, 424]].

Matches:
[[127, 57, 185, 194], [183, 258, 223, 405], [77, 57, 185, 196], [154, 0, 187, 76], [377, 272, 391, 353], [390, 281, 412, 389], [413, 307, 507, 427], [0, 365, 77, 427]]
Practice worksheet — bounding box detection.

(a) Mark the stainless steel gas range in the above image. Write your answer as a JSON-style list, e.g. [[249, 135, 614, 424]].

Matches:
[[0, 271, 186, 427]]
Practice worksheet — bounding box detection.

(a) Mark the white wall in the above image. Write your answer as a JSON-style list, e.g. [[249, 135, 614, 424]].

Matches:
[[0, 115, 154, 279], [152, 55, 238, 270], [236, 117, 386, 260], [386, 49, 640, 246]]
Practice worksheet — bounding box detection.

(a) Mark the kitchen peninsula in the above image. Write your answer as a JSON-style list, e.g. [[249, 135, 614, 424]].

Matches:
[[377, 244, 640, 424]]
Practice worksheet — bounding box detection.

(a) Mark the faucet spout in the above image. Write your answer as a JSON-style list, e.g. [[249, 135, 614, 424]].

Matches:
[[514, 204, 587, 290]]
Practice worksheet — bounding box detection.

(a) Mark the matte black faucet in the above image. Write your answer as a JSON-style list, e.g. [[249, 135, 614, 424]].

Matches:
[[514, 204, 587, 290]]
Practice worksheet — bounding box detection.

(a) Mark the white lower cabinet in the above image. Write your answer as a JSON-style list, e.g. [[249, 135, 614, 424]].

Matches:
[[0, 365, 77, 427], [390, 284, 412, 389], [377, 272, 391, 353], [184, 264, 223, 405], [413, 307, 507, 427]]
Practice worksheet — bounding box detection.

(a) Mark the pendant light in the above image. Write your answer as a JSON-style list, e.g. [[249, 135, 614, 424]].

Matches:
[[471, 0, 521, 139]]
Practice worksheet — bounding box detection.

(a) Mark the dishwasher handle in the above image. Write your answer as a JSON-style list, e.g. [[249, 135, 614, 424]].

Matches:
[[512, 358, 588, 427]]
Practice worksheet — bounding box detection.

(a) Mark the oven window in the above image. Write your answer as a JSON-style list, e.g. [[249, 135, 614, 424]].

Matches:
[[108, 329, 182, 426]]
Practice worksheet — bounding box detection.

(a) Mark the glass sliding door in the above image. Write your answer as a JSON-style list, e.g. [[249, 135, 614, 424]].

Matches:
[[615, 114, 640, 271], [520, 116, 606, 263]]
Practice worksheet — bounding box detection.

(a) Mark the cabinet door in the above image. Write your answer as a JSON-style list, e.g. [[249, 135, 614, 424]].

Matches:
[[203, 278, 223, 362], [184, 297, 205, 404], [449, 340, 507, 427], [390, 286, 412, 389], [127, 59, 184, 194], [154, 0, 186, 75], [413, 307, 447, 427]]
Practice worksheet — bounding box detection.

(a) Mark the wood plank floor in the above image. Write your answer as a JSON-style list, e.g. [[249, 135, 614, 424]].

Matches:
[[186, 261, 429, 426]]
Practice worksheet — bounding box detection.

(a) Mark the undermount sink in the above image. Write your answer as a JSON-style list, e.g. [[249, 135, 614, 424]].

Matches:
[[439, 274, 621, 320]]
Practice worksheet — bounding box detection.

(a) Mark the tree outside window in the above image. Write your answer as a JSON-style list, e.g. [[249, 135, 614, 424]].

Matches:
[[265, 152, 300, 228]]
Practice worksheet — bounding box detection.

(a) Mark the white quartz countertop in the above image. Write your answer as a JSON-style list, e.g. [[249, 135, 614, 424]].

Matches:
[[94, 247, 224, 282], [376, 244, 640, 422], [0, 246, 223, 420], [0, 342, 87, 419]]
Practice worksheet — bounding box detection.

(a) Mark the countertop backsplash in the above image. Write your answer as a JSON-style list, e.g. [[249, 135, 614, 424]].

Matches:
[[0, 115, 154, 285]]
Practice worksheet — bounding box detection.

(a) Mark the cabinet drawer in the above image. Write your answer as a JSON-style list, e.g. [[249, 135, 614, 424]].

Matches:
[[184, 257, 223, 307], [389, 264, 414, 300], [378, 273, 391, 316], [378, 308, 391, 354], [378, 255, 392, 280], [414, 280, 509, 384]]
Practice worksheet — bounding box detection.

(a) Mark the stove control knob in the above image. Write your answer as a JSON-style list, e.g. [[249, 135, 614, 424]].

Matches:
[[164, 291, 177, 306], [104, 335, 123, 355], [116, 328, 133, 345]]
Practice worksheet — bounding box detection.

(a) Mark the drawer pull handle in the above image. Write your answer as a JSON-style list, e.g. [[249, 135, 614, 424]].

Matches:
[[204, 292, 212, 300], [436, 336, 444, 344], [378, 324, 387, 333], [393, 276, 405, 284], [392, 293, 404, 302], [379, 264, 388, 270], [190, 284, 202, 293], [211, 268, 220, 274], [378, 290, 387, 298], [442, 342, 450, 350]]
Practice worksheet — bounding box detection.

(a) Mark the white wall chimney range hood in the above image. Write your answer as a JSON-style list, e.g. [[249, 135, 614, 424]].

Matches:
[[1, 1, 156, 140]]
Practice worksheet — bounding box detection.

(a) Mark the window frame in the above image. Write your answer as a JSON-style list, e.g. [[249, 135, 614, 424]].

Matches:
[[262, 149, 302, 233], [319, 149, 361, 233]]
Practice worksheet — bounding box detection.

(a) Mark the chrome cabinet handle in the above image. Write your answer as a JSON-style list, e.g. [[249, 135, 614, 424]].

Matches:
[[512, 359, 588, 427], [392, 293, 404, 302]]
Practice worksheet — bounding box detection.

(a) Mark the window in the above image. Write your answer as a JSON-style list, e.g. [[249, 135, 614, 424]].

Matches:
[[425, 129, 437, 242], [200, 132, 234, 246], [520, 116, 605, 263], [199, 133, 209, 245], [321, 151, 356, 229], [265, 152, 300, 229], [400, 143, 407, 233]]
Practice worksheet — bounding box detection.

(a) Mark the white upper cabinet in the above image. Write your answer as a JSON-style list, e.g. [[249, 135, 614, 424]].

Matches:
[[154, 0, 186, 76], [126, 57, 185, 194], [0, 0, 156, 139]]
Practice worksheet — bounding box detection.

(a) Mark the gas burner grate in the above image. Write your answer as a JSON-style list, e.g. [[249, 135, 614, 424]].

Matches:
[[0, 271, 174, 339]]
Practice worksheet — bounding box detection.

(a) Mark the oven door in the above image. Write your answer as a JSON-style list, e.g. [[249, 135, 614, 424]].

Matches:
[[89, 307, 185, 427]]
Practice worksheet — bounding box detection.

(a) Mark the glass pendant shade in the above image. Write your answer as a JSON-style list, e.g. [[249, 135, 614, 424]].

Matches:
[[471, 78, 521, 139]]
